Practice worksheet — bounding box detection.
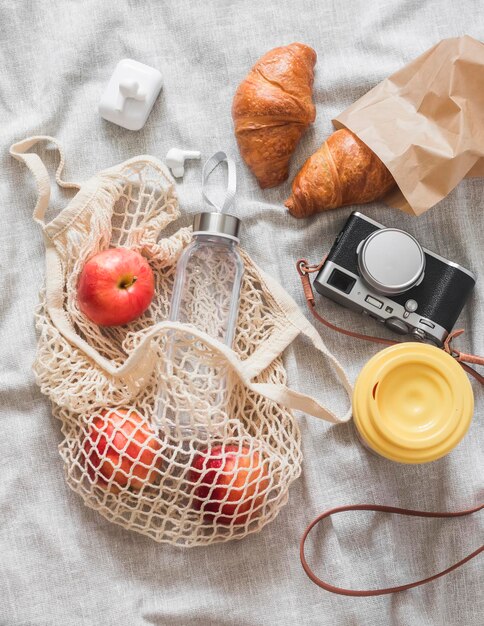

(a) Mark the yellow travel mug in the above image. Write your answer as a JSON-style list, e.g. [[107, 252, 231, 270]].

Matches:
[[352, 343, 474, 463]]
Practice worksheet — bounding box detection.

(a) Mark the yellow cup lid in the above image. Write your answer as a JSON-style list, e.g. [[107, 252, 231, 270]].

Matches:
[[353, 343, 474, 464]]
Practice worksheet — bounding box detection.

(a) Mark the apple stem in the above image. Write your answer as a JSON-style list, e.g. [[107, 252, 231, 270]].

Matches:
[[118, 275, 137, 289]]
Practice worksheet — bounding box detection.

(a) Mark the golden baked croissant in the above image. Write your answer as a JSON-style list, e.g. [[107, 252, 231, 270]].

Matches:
[[285, 129, 396, 217], [232, 43, 317, 189]]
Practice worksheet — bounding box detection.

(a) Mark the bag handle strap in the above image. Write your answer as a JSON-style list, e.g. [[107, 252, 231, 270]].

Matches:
[[175, 320, 351, 423], [297, 257, 484, 385], [10, 136, 81, 227], [202, 151, 237, 212], [300, 503, 484, 596], [152, 322, 353, 424], [44, 252, 352, 421], [247, 261, 353, 423]]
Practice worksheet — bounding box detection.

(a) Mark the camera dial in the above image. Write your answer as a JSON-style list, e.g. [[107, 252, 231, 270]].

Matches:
[[357, 228, 425, 295], [412, 328, 427, 341], [385, 317, 409, 335]]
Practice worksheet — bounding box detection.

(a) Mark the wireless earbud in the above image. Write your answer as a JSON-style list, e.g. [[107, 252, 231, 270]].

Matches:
[[165, 148, 201, 178]]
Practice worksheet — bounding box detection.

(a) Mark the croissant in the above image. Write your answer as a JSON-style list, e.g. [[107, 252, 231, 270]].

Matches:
[[285, 129, 396, 217], [232, 43, 317, 189]]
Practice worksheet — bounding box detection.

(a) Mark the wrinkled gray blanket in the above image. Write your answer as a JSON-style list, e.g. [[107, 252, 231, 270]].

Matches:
[[1, 0, 482, 624]]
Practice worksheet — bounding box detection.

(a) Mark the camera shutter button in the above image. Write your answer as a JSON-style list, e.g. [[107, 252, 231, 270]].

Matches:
[[403, 298, 418, 318], [385, 317, 409, 335]]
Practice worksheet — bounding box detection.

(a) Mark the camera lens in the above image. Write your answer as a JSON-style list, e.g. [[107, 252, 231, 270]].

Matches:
[[358, 228, 425, 295]]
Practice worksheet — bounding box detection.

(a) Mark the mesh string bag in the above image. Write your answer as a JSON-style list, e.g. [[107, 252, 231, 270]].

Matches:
[[10, 136, 352, 546]]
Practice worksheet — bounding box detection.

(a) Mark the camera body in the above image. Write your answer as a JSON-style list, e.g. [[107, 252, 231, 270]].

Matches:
[[314, 212, 476, 346]]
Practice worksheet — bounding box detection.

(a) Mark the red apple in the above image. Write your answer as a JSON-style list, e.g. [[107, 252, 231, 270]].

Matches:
[[77, 248, 155, 326], [83, 408, 163, 493], [189, 444, 269, 525]]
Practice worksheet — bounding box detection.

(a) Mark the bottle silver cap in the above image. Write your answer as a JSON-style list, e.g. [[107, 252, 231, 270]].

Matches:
[[358, 228, 425, 295], [192, 212, 241, 241]]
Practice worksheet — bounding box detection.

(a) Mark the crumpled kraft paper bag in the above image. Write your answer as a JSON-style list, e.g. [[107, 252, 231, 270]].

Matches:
[[333, 36, 484, 216]]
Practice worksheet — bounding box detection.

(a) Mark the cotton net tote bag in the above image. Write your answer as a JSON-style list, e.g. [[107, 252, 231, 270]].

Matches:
[[11, 136, 352, 546]]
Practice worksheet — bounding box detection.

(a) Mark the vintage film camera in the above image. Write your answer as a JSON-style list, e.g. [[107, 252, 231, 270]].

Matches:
[[314, 212, 476, 346]]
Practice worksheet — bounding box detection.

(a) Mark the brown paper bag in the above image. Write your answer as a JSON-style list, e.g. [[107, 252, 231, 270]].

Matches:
[[333, 36, 484, 216]]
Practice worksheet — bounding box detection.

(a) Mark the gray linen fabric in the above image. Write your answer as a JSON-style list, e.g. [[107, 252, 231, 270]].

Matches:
[[0, 1, 483, 624]]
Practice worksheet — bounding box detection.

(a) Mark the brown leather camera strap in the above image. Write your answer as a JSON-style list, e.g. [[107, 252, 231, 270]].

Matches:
[[296, 258, 484, 385], [300, 503, 484, 596]]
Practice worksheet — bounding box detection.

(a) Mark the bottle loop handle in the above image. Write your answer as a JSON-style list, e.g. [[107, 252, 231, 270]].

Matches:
[[202, 151, 237, 213]]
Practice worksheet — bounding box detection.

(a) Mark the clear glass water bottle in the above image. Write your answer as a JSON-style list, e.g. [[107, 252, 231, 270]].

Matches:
[[160, 212, 243, 436]]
